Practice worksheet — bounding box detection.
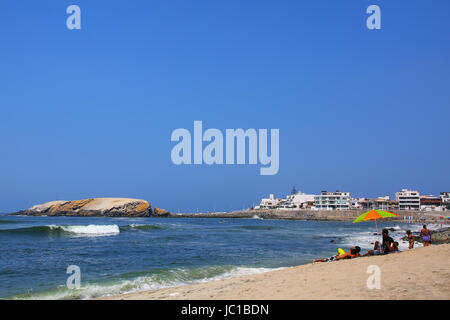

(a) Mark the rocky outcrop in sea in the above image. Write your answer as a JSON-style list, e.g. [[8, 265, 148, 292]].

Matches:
[[9, 198, 169, 217]]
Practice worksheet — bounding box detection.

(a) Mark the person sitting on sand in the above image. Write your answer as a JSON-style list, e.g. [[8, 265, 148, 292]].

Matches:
[[381, 229, 394, 254], [313, 246, 361, 263], [406, 230, 415, 249], [420, 225, 431, 246], [389, 241, 400, 252], [363, 241, 381, 256]]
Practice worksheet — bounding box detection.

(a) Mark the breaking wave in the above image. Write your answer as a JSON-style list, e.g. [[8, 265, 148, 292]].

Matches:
[[0, 224, 120, 237], [0, 223, 167, 237], [9, 265, 280, 300]]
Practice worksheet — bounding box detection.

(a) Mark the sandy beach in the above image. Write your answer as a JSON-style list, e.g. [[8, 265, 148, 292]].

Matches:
[[101, 244, 450, 300]]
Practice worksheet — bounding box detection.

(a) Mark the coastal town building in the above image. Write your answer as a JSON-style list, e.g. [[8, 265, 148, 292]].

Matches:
[[257, 194, 281, 209], [256, 192, 315, 210], [255, 188, 448, 212], [364, 196, 389, 210], [313, 191, 351, 210], [357, 196, 399, 211], [395, 189, 420, 210], [350, 198, 366, 209], [420, 195, 444, 211], [441, 192, 450, 204], [281, 192, 315, 209]]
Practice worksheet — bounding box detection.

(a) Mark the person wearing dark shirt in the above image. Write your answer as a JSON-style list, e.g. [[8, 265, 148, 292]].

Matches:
[[381, 229, 394, 254]]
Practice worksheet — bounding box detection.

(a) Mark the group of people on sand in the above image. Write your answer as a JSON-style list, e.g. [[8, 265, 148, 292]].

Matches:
[[314, 225, 432, 263]]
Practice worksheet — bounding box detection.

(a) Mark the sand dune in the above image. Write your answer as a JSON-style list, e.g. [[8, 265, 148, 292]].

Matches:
[[102, 244, 450, 300]]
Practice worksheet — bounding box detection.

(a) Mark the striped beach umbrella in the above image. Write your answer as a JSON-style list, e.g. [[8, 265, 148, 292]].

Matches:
[[353, 209, 399, 235]]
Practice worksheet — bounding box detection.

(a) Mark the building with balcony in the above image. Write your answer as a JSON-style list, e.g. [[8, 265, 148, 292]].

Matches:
[[359, 196, 399, 211], [395, 189, 420, 210], [314, 191, 350, 210], [420, 195, 444, 211]]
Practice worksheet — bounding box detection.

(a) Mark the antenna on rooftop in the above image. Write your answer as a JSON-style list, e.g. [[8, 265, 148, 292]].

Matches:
[[291, 186, 297, 195]]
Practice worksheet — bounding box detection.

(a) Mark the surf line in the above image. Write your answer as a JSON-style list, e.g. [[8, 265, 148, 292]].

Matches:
[[171, 121, 279, 175]]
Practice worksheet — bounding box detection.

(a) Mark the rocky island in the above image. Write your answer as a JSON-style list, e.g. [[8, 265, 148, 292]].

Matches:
[[9, 198, 169, 217]]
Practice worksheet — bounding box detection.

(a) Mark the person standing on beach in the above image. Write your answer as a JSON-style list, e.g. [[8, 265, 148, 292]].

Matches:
[[420, 225, 431, 246], [406, 230, 415, 249]]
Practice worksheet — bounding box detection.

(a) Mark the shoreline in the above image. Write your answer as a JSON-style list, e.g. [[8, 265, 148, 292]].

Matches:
[[99, 244, 450, 300], [171, 209, 449, 224]]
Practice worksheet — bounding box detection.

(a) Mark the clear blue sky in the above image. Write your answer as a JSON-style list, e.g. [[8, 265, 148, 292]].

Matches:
[[0, 0, 449, 213]]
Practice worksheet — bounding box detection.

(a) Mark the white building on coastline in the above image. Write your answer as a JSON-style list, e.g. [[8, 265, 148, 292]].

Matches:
[[350, 198, 366, 209], [255, 188, 448, 211], [441, 192, 450, 205], [257, 194, 282, 209], [313, 191, 351, 210], [280, 192, 315, 209], [396, 189, 420, 210], [256, 191, 315, 210]]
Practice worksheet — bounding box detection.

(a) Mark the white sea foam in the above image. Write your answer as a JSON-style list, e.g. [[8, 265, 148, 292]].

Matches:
[[17, 266, 280, 300], [206, 266, 281, 281], [48, 224, 120, 236]]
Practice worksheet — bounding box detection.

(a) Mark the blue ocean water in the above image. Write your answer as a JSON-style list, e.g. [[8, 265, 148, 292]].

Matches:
[[0, 215, 422, 299]]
